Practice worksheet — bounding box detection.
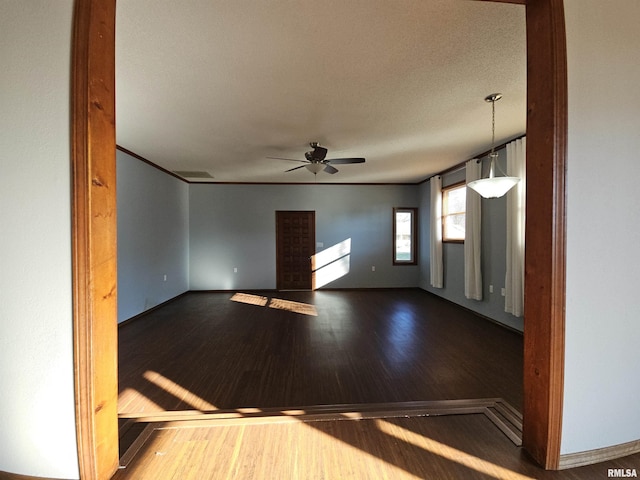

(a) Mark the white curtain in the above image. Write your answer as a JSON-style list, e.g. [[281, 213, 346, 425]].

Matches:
[[505, 137, 526, 316], [429, 176, 443, 288], [464, 159, 482, 300]]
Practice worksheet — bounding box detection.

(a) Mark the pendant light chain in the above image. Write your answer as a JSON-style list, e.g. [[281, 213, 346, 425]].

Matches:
[[486, 93, 505, 176]]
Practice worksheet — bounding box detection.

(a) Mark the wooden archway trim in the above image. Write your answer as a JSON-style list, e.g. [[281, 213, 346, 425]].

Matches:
[[71, 0, 119, 478], [70, 0, 568, 477], [523, 0, 568, 469]]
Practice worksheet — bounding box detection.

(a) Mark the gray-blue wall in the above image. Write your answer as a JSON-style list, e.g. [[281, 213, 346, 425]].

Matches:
[[117, 150, 190, 322], [419, 148, 524, 332], [189, 183, 419, 290], [117, 151, 522, 331]]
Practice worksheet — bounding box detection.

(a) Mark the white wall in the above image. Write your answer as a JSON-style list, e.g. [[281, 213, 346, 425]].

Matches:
[[0, 2, 79, 478], [562, 0, 640, 455], [117, 150, 190, 322], [189, 184, 420, 290]]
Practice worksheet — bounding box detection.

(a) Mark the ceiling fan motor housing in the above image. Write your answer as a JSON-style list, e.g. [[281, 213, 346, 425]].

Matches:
[[308, 145, 328, 161]]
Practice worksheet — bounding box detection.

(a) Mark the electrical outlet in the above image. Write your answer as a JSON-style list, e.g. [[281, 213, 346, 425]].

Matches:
[[234, 267, 238, 273], [163, 274, 167, 282], [489, 284, 493, 293]]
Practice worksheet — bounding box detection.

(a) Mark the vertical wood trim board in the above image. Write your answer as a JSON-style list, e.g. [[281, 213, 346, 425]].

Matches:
[[523, 0, 568, 470], [71, 0, 119, 479]]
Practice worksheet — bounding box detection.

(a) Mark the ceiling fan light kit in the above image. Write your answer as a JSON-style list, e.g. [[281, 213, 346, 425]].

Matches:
[[466, 93, 520, 199], [305, 163, 324, 174], [268, 142, 366, 176]]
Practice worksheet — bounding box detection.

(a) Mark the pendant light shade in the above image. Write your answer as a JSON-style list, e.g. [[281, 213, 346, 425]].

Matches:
[[467, 94, 520, 199], [468, 176, 520, 198]]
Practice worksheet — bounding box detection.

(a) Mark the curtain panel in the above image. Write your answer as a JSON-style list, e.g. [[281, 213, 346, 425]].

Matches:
[[464, 159, 482, 300], [429, 176, 443, 288], [505, 137, 526, 316]]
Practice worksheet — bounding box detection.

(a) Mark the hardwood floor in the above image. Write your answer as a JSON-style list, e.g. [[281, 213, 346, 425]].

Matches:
[[114, 409, 640, 480], [118, 289, 523, 416], [117, 290, 640, 478]]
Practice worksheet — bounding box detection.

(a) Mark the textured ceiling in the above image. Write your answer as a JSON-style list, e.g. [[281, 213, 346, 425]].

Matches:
[[116, 1, 526, 183]]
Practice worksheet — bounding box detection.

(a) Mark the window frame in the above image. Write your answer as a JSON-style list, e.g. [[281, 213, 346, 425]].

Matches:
[[392, 207, 418, 265], [442, 181, 466, 243]]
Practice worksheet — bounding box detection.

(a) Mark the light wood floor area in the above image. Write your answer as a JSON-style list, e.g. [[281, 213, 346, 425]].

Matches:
[[114, 406, 640, 480]]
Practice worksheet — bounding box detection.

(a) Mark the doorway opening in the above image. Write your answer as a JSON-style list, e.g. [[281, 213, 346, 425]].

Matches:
[[71, 0, 567, 475]]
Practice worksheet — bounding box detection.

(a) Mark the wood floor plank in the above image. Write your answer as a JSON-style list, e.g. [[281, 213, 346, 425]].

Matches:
[[118, 289, 524, 415], [113, 412, 640, 480]]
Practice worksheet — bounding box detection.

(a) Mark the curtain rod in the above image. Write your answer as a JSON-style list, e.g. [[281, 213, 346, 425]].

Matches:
[[419, 133, 525, 184]]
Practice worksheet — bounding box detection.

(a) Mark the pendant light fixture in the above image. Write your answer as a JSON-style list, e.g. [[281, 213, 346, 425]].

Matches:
[[467, 93, 520, 198]]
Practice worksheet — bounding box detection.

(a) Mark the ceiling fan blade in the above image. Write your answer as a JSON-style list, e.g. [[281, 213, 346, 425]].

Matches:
[[310, 146, 328, 161], [326, 157, 366, 165], [324, 165, 338, 174], [267, 156, 308, 163], [285, 164, 307, 172]]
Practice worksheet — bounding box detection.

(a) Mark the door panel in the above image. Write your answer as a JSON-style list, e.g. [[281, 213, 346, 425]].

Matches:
[[276, 211, 315, 290]]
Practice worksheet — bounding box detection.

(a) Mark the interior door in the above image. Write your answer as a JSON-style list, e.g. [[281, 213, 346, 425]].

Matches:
[[276, 211, 315, 290]]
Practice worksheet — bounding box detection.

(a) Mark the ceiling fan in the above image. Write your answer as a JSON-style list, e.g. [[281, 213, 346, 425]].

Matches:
[[268, 142, 365, 175]]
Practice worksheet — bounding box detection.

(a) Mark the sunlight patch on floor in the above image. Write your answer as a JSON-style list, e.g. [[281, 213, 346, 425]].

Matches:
[[143, 371, 218, 411], [375, 419, 534, 480], [300, 423, 424, 480], [118, 387, 164, 412], [268, 298, 318, 316], [230, 292, 269, 306], [230, 293, 318, 316]]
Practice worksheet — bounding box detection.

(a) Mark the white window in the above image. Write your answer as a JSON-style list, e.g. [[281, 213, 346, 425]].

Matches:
[[393, 208, 417, 264], [442, 182, 466, 242]]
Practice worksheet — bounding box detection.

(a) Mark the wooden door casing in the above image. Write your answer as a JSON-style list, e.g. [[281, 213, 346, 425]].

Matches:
[[71, 1, 570, 475], [276, 211, 315, 290], [71, 0, 119, 478]]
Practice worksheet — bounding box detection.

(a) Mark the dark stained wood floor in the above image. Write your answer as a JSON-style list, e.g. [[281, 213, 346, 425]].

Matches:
[[118, 289, 523, 415]]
